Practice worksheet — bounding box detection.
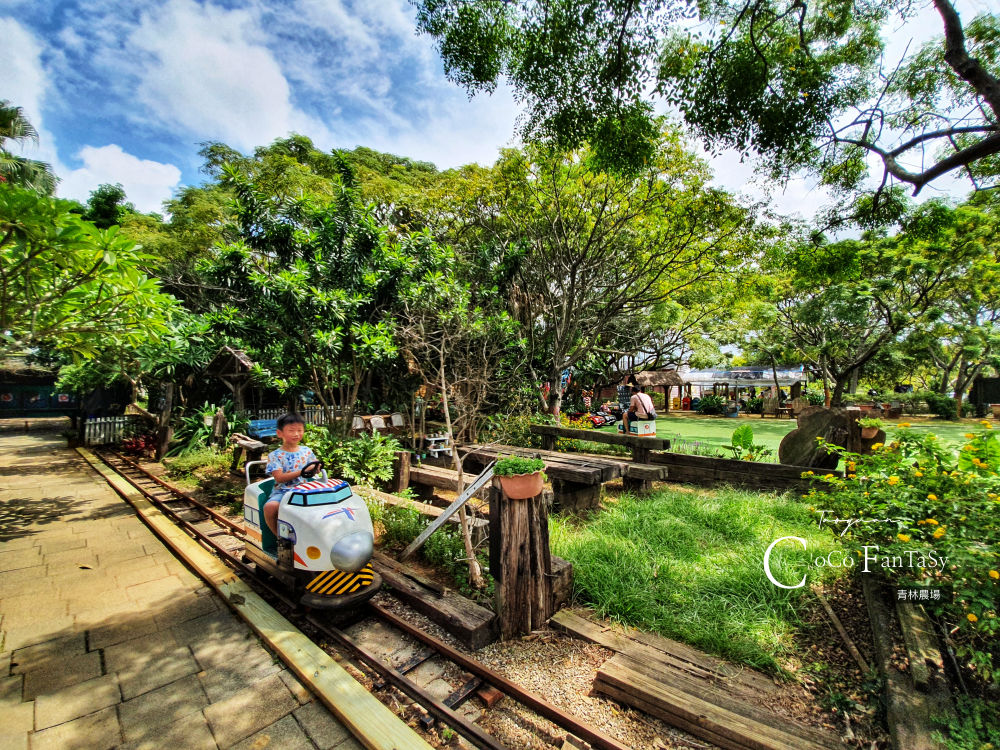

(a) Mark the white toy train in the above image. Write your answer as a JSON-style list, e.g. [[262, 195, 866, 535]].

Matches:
[[242, 460, 381, 608]]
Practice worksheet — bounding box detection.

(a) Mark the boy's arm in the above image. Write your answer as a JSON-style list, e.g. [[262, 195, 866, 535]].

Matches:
[[270, 467, 303, 483]]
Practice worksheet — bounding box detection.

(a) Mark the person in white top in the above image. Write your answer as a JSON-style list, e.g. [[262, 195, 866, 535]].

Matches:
[[625, 386, 656, 434]]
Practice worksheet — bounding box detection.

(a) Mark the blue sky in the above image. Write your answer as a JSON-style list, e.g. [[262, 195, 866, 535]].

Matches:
[[0, 0, 981, 216]]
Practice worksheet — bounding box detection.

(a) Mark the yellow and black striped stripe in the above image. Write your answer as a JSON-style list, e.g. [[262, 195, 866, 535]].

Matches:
[[306, 565, 375, 596]]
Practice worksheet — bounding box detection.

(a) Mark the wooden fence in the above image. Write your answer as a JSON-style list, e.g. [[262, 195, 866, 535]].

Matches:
[[84, 416, 144, 446], [252, 406, 331, 425]]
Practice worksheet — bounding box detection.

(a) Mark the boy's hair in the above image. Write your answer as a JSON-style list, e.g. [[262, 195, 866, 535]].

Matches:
[[277, 412, 306, 430], [630, 386, 640, 394]]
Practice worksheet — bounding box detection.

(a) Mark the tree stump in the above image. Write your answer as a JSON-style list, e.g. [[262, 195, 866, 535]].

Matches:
[[492, 478, 553, 639], [390, 450, 410, 493]]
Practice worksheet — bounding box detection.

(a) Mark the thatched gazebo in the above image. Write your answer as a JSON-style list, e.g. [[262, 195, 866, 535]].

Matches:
[[204, 347, 256, 413], [632, 369, 688, 411]]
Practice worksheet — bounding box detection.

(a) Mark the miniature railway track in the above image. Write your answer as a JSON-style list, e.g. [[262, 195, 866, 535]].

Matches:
[[95, 451, 630, 750]]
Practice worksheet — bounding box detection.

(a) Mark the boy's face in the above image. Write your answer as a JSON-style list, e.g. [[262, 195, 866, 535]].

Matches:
[[277, 422, 305, 446]]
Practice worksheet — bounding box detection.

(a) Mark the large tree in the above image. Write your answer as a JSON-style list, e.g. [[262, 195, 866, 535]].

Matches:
[[0, 184, 178, 358], [414, 0, 1000, 219], [461, 130, 759, 414], [753, 199, 997, 404]]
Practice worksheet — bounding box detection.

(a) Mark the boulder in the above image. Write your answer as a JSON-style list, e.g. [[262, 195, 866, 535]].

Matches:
[[778, 406, 849, 468]]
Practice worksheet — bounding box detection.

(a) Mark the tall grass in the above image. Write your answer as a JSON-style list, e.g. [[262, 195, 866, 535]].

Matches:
[[550, 486, 844, 674]]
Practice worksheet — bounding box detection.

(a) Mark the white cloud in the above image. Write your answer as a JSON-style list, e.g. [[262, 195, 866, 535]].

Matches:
[[58, 144, 181, 213], [0, 15, 58, 167], [126, 0, 329, 152]]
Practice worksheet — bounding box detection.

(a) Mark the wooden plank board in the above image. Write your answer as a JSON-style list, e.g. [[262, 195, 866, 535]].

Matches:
[[462, 447, 604, 485], [371, 559, 498, 650], [550, 609, 769, 693], [529, 424, 668, 451], [78, 449, 433, 750], [597, 657, 838, 750], [650, 451, 840, 480]]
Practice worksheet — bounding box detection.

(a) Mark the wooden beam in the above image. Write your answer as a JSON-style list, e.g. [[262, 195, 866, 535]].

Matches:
[[371, 558, 497, 650], [77, 448, 433, 750], [529, 424, 668, 451]]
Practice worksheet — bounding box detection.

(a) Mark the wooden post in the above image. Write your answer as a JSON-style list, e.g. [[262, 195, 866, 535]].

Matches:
[[846, 407, 862, 455], [155, 383, 173, 461], [390, 450, 411, 493], [541, 434, 556, 452], [493, 478, 552, 639]]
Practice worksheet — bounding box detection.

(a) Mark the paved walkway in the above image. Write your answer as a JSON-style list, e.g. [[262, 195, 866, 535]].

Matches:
[[0, 431, 361, 750]]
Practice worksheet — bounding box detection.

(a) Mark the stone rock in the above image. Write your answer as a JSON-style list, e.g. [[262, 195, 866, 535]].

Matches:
[[778, 406, 848, 468]]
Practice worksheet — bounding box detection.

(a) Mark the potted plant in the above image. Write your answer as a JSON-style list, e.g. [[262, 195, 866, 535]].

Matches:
[[858, 417, 883, 439], [493, 455, 547, 499]]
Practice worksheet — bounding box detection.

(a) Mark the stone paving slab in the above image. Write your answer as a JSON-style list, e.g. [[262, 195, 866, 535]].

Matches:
[[0, 432, 361, 749]]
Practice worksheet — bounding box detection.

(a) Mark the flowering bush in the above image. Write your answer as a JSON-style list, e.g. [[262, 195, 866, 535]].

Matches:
[[805, 422, 999, 685]]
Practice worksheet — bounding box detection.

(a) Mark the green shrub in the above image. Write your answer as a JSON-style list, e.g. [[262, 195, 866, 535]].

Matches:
[[478, 413, 542, 449], [165, 448, 231, 477], [728, 424, 773, 462], [925, 392, 959, 420], [494, 455, 545, 476], [697, 394, 726, 415], [810, 423, 1000, 686], [304, 426, 401, 486], [805, 391, 825, 405], [857, 417, 883, 429]]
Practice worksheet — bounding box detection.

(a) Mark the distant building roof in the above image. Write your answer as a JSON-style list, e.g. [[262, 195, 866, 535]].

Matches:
[[682, 366, 806, 387], [204, 347, 256, 378]]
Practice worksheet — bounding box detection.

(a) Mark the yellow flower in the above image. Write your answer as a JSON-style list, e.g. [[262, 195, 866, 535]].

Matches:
[[925, 519, 938, 525], [989, 570, 999, 580], [847, 462, 856, 471], [914, 471, 924, 477], [897, 534, 910, 542], [934, 527, 946, 539], [989, 493, 998, 499], [871, 443, 884, 450], [927, 494, 938, 501], [887, 476, 900, 486], [823, 474, 834, 479], [960, 516, 966, 521], [965, 433, 977, 440], [981, 421, 992, 429], [848, 474, 857, 479], [863, 492, 870, 496], [805, 471, 814, 476], [950, 471, 960, 477], [968, 613, 978, 623], [898, 422, 911, 428]]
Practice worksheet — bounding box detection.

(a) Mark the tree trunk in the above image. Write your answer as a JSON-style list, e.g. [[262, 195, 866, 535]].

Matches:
[[439, 352, 484, 589], [821, 355, 831, 408], [155, 382, 173, 461], [849, 368, 860, 396], [831, 376, 848, 407]]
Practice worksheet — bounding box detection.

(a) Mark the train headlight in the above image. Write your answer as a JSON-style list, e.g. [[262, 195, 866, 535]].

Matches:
[[277, 521, 296, 543], [329, 532, 373, 573]]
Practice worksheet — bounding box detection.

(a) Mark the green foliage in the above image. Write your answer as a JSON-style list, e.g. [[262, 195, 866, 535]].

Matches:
[[933, 695, 1000, 750], [809, 425, 1000, 684], [82, 184, 136, 229], [0, 100, 56, 194], [728, 424, 774, 462], [478, 413, 542, 449], [493, 455, 545, 477], [550, 485, 843, 673], [164, 448, 232, 477], [697, 394, 726, 415], [166, 401, 247, 457], [857, 417, 883, 429], [304, 425, 401, 487], [0, 184, 179, 357], [925, 393, 959, 420]]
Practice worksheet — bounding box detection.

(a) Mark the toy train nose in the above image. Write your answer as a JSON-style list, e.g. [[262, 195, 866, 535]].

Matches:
[[330, 531, 373, 573]]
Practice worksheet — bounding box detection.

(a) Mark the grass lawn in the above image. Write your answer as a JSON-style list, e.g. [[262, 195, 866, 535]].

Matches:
[[595, 413, 992, 458], [550, 484, 844, 674]]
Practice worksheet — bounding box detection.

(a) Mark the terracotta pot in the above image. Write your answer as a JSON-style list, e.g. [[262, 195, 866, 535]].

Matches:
[[498, 471, 544, 499], [861, 426, 879, 439]]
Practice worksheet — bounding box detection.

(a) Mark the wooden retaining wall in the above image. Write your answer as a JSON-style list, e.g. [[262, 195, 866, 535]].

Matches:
[[649, 452, 841, 492]]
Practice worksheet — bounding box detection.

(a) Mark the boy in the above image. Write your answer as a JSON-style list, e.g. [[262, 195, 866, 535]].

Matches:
[[263, 413, 319, 535], [624, 385, 656, 434]]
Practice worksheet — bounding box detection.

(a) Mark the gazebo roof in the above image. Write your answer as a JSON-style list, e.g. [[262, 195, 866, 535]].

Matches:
[[204, 347, 256, 378], [633, 369, 686, 387]]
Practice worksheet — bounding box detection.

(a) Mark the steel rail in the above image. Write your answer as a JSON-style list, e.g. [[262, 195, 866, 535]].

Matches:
[[370, 603, 632, 750], [306, 615, 507, 750], [96, 452, 500, 747], [112, 452, 246, 536]]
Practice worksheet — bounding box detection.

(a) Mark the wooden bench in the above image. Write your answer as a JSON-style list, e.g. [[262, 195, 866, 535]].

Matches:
[[528, 424, 668, 464]]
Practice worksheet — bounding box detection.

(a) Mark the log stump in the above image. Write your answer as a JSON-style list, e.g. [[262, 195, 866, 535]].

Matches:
[[492, 478, 553, 639]]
